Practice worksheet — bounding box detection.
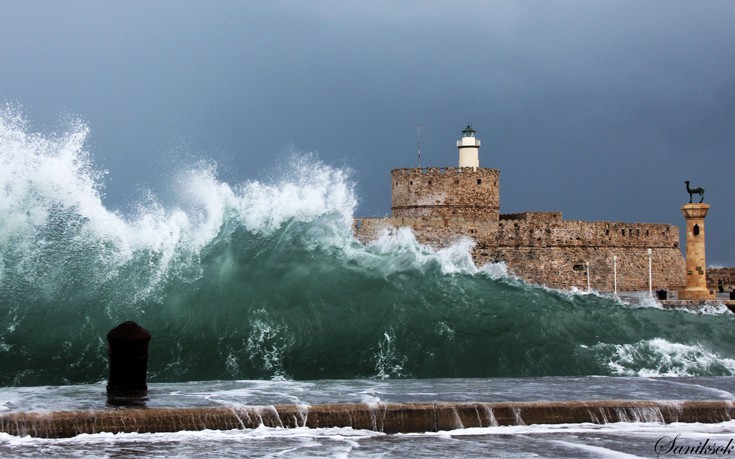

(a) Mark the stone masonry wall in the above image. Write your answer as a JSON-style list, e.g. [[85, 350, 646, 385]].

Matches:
[[487, 217, 685, 290], [352, 217, 391, 243], [391, 167, 499, 222], [353, 214, 686, 291], [708, 267, 735, 292], [495, 219, 680, 250], [353, 216, 497, 248], [479, 246, 685, 291], [353, 167, 687, 292]]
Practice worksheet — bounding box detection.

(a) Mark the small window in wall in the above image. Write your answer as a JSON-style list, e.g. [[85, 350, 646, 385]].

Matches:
[[477, 179, 482, 185], [621, 229, 625, 236], [469, 228, 477, 234], [428, 180, 432, 185], [409, 181, 413, 185], [605, 229, 610, 236], [573, 264, 585, 272], [694, 224, 700, 236], [455, 180, 459, 184]]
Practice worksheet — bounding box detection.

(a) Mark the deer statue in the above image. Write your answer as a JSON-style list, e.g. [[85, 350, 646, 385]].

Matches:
[[685, 180, 705, 203]]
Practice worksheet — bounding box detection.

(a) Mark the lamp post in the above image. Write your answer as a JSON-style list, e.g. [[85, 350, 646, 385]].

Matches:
[[613, 255, 618, 295], [586, 261, 590, 292], [647, 248, 653, 297]]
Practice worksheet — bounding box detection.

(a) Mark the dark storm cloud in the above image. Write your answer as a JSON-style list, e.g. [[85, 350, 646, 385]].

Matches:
[[1, 0, 733, 264]]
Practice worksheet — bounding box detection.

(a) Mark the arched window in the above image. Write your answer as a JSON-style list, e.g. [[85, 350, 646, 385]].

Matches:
[[693, 224, 700, 236]]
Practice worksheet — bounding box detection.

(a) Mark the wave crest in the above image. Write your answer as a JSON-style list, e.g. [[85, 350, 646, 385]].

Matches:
[[3, 107, 735, 385]]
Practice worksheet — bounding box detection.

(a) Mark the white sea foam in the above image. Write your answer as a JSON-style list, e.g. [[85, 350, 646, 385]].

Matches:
[[682, 302, 732, 316], [237, 154, 356, 236], [0, 107, 363, 294], [361, 226, 510, 278], [0, 108, 116, 252], [584, 338, 735, 377], [374, 329, 408, 379], [243, 309, 295, 380], [5, 422, 735, 459], [477, 260, 510, 279], [363, 227, 446, 272], [424, 420, 735, 437], [1, 106, 512, 294]]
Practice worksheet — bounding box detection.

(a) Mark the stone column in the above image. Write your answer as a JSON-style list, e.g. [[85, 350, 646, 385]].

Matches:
[[678, 203, 713, 300]]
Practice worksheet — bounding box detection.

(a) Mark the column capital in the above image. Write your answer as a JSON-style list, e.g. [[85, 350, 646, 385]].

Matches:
[[681, 203, 710, 219]]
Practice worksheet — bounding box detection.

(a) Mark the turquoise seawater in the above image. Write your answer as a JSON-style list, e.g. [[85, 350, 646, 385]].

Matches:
[[2, 106, 735, 387]]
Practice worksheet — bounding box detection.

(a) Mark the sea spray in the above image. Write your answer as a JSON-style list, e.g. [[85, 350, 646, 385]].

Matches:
[[2, 107, 735, 386], [584, 339, 735, 377]]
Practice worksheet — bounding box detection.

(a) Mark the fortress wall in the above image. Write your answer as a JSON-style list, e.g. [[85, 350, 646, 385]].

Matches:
[[354, 215, 497, 248], [353, 217, 392, 243], [500, 212, 563, 222], [496, 220, 680, 249], [491, 219, 685, 290], [392, 216, 497, 248], [355, 215, 686, 291], [481, 246, 686, 291], [391, 167, 499, 221], [708, 267, 735, 291], [354, 215, 686, 292]]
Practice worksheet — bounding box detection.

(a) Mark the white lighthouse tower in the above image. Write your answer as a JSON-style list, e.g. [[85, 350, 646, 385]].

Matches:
[[457, 124, 480, 169]]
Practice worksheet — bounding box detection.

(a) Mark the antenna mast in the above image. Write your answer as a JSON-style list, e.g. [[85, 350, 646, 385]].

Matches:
[[417, 124, 421, 168]]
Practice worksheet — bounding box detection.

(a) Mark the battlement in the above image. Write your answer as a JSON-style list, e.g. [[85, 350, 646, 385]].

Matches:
[[391, 167, 499, 178], [500, 212, 563, 222]]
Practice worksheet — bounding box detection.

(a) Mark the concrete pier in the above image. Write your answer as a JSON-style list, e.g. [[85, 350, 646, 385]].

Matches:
[[1, 400, 734, 438], [659, 299, 735, 312], [617, 291, 734, 312]]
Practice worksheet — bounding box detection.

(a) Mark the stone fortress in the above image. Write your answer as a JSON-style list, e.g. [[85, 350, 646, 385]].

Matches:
[[354, 126, 688, 292]]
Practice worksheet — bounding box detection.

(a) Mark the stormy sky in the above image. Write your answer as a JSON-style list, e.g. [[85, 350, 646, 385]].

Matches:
[[2, 1, 734, 265]]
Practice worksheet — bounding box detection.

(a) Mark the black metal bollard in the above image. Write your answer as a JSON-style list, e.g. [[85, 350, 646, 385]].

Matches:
[[107, 321, 151, 402]]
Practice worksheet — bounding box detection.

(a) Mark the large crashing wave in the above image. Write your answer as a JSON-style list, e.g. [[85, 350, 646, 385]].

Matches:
[[1, 106, 735, 386]]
